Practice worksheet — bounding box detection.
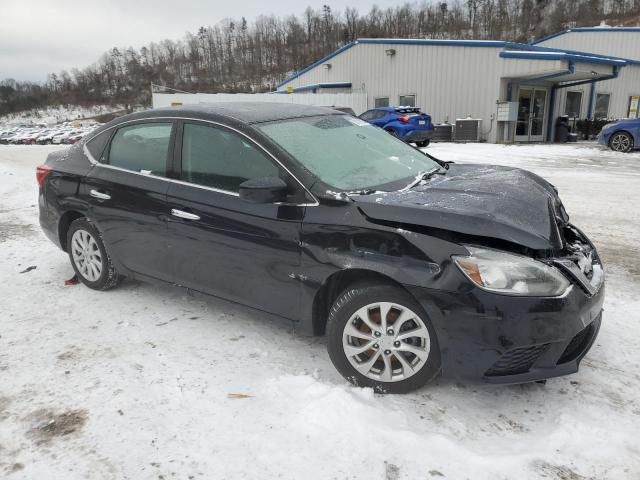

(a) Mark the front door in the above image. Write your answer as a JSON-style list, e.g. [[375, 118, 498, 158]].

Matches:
[[515, 87, 548, 142], [166, 120, 304, 320]]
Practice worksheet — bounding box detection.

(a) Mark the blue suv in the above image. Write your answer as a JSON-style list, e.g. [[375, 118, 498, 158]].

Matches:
[[597, 118, 640, 152], [359, 106, 434, 147]]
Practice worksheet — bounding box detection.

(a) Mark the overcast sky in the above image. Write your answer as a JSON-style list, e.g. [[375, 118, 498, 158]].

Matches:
[[1, 0, 404, 82]]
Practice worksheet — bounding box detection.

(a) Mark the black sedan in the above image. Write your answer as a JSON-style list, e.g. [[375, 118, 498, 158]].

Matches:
[[37, 103, 604, 393]]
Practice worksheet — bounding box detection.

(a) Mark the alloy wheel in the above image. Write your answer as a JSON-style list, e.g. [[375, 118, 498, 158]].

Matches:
[[342, 302, 431, 382], [71, 229, 103, 282], [610, 133, 632, 152]]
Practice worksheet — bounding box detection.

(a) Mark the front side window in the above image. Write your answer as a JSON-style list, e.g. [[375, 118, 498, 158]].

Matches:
[[108, 123, 172, 176], [565, 91, 583, 118], [374, 97, 389, 108], [181, 123, 279, 192], [399, 95, 416, 107], [258, 115, 439, 191], [594, 93, 611, 119]]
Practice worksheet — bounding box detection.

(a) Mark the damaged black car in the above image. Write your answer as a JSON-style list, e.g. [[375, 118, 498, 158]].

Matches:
[[37, 103, 604, 393]]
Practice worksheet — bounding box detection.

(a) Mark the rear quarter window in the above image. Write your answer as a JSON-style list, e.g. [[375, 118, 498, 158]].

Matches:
[[85, 130, 112, 162]]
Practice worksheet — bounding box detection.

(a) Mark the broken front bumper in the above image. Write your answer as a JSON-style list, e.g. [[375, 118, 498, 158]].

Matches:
[[408, 279, 604, 384], [407, 226, 605, 384]]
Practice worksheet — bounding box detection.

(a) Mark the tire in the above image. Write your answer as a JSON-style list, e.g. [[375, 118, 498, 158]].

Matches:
[[609, 131, 634, 153], [385, 128, 399, 138], [67, 218, 121, 291], [416, 139, 430, 147], [326, 283, 441, 393]]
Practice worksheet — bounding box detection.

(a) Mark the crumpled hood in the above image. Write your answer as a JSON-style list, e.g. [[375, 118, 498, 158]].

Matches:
[[354, 163, 568, 250]]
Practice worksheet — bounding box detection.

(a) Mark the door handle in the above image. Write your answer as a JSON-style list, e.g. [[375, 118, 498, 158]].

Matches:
[[171, 209, 200, 221], [90, 189, 111, 200]]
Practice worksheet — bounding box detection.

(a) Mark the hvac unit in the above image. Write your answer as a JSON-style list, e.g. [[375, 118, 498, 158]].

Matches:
[[455, 118, 482, 142], [432, 123, 453, 142]]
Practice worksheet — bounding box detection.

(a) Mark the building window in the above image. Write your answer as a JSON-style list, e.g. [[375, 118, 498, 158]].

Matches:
[[374, 97, 389, 108], [399, 95, 416, 107], [594, 93, 611, 119], [564, 91, 583, 118], [628, 95, 640, 118]]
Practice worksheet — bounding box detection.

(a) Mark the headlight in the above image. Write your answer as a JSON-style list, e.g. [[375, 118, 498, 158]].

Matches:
[[453, 247, 570, 296], [601, 123, 616, 131]]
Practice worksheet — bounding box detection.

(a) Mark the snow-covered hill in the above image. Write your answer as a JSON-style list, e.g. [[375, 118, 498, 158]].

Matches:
[[0, 105, 123, 126]]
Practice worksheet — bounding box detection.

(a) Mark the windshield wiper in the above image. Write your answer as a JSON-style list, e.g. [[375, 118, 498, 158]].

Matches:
[[403, 167, 444, 190], [418, 149, 453, 170]]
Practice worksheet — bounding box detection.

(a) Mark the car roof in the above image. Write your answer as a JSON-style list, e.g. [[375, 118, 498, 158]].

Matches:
[[132, 102, 342, 125]]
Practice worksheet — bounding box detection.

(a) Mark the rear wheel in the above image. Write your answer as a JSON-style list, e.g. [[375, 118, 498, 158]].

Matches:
[[67, 218, 121, 291], [609, 132, 633, 152], [327, 283, 440, 393], [416, 139, 430, 147]]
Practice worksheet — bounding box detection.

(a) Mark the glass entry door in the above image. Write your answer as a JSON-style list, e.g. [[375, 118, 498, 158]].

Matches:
[[515, 87, 548, 142]]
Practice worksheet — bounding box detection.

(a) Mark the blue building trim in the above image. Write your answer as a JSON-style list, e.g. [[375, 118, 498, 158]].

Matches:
[[277, 38, 526, 88], [518, 43, 640, 65], [546, 87, 558, 142], [277, 35, 635, 89], [357, 38, 509, 47], [518, 61, 575, 85], [532, 27, 640, 45], [499, 50, 626, 66], [276, 42, 356, 89], [587, 81, 597, 120]]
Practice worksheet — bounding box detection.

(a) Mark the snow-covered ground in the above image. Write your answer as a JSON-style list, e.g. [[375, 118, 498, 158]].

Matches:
[[0, 142, 639, 479], [0, 105, 122, 126]]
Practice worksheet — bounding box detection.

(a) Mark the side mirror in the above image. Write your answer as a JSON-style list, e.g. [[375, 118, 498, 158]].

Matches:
[[238, 176, 288, 204]]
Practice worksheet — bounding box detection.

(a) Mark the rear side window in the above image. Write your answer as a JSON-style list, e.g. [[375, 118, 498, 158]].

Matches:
[[360, 110, 376, 121], [181, 123, 279, 193], [108, 123, 172, 176], [85, 130, 112, 162]]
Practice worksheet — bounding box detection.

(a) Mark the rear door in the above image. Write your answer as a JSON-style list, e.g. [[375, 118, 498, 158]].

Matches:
[[81, 120, 175, 281], [165, 120, 305, 319]]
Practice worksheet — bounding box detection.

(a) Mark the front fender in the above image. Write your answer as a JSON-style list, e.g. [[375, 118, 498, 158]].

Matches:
[[295, 204, 470, 333]]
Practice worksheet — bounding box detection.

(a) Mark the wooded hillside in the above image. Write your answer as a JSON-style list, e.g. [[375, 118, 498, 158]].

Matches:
[[1, 0, 639, 115]]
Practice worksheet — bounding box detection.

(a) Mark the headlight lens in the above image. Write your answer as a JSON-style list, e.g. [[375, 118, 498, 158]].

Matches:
[[601, 123, 616, 131], [453, 247, 570, 296]]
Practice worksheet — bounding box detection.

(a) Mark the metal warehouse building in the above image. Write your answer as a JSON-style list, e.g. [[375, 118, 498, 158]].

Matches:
[[276, 29, 640, 143], [533, 27, 640, 126]]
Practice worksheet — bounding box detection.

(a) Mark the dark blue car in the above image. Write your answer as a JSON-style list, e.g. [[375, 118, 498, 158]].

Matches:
[[360, 106, 434, 147], [597, 118, 640, 152]]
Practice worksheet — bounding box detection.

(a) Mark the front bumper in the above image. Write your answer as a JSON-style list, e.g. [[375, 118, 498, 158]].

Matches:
[[597, 130, 611, 146], [407, 272, 604, 384]]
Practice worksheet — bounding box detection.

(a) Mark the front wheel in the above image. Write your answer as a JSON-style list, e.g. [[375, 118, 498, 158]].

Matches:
[[326, 283, 441, 393], [609, 132, 634, 152], [67, 218, 121, 290], [416, 139, 430, 147]]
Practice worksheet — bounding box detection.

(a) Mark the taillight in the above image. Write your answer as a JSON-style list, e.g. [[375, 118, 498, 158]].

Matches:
[[398, 116, 410, 123], [36, 165, 52, 187]]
